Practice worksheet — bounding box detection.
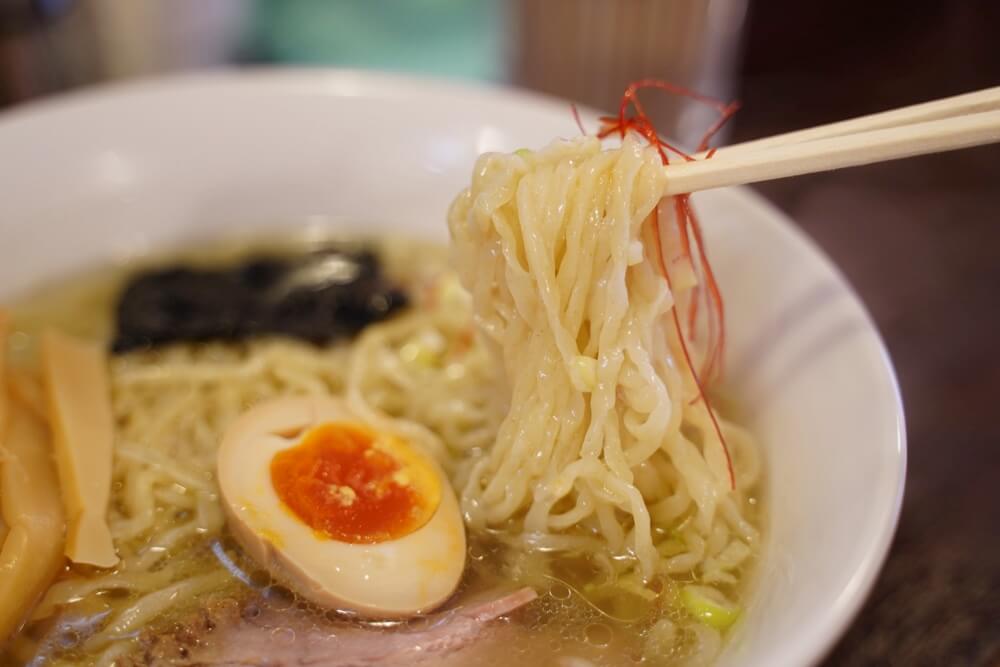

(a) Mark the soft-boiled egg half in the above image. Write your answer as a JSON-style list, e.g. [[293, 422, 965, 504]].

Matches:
[[217, 396, 466, 618]]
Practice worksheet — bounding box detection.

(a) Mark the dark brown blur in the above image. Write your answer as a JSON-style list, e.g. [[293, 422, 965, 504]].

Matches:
[[0, 0, 99, 103], [735, 2, 1000, 665]]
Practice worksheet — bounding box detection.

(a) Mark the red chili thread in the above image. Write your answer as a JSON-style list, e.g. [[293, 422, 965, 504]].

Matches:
[[593, 79, 739, 490], [570, 103, 587, 136]]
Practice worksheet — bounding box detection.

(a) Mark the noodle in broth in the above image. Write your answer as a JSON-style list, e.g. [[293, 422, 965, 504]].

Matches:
[[3, 142, 761, 665]]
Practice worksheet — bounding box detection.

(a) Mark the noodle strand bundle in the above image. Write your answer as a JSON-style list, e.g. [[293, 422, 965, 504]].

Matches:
[[448, 137, 756, 579]]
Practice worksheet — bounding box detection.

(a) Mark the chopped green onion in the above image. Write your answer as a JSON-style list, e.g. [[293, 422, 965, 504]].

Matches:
[[681, 585, 741, 630], [399, 330, 446, 368], [515, 148, 532, 158], [437, 275, 469, 310]]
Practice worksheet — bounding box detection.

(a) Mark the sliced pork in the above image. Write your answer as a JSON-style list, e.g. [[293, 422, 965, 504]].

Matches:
[[130, 587, 537, 666]]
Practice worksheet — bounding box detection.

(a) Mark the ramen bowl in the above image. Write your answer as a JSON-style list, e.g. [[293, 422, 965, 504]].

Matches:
[[0, 70, 905, 666]]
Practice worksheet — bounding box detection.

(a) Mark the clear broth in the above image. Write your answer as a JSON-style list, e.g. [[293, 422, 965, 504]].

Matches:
[[1, 233, 762, 666]]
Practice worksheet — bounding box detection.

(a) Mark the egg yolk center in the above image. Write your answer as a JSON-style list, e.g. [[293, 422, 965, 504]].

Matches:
[[270, 422, 441, 544]]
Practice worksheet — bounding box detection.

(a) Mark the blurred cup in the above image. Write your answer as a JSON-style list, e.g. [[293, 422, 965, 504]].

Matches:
[[513, 0, 748, 148], [0, 0, 247, 106], [90, 0, 247, 79]]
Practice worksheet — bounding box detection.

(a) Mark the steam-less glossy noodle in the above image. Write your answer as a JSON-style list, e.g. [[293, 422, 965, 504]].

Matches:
[[448, 136, 760, 584]]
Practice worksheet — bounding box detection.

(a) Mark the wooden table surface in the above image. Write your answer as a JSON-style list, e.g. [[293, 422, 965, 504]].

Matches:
[[733, 3, 999, 665]]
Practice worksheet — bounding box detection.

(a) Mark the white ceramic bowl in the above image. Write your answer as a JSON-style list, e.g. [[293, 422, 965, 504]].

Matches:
[[0, 70, 905, 666]]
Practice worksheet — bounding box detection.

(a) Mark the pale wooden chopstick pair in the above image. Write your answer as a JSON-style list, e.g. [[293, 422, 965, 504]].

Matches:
[[662, 86, 1000, 196]]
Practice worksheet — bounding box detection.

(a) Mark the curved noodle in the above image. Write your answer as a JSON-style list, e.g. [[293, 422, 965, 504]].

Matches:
[[448, 137, 758, 580], [30, 312, 492, 661]]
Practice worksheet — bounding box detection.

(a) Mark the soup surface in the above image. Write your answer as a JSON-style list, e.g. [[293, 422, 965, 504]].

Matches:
[[0, 234, 762, 667]]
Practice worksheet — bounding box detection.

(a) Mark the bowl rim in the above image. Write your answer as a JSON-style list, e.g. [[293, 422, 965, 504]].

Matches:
[[710, 185, 907, 667], [0, 67, 907, 666]]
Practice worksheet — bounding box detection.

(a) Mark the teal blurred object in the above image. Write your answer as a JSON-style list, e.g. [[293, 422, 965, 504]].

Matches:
[[250, 0, 508, 81]]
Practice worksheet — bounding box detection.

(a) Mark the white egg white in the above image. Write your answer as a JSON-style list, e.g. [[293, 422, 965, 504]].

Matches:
[[217, 395, 466, 618]]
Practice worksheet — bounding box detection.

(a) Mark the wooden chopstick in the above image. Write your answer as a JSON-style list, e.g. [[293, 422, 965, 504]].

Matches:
[[709, 86, 1000, 158], [663, 108, 1000, 196]]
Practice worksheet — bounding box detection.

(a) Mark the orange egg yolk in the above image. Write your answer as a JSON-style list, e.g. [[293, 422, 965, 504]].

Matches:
[[270, 423, 441, 544]]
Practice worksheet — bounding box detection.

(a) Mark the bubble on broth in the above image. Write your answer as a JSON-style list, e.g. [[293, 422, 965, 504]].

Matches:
[[0, 235, 761, 667], [585, 623, 614, 647]]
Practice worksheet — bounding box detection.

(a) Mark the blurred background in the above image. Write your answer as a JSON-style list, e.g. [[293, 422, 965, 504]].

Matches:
[[1, 1, 997, 665], [0, 0, 745, 144]]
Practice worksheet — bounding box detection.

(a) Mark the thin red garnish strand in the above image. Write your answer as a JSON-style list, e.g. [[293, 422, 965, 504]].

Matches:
[[595, 79, 739, 490], [696, 100, 743, 152], [651, 209, 735, 490], [683, 197, 726, 383], [687, 285, 701, 343], [570, 103, 587, 136], [673, 197, 721, 386]]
